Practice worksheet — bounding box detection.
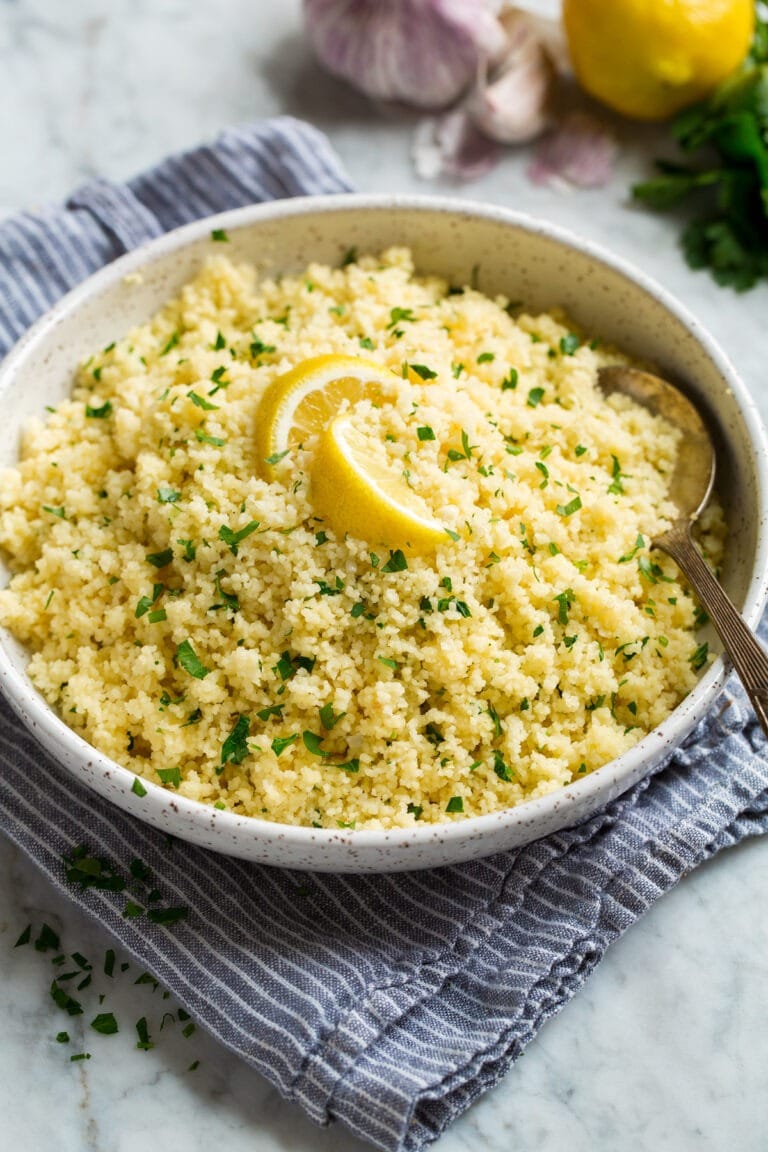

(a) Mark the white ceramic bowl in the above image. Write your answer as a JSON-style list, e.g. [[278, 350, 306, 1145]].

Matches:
[[1, 195, 767, 873]]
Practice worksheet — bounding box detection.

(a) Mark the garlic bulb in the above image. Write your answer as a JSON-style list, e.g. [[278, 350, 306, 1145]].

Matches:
[[467, 7, 556, 144], [303, 0, 506, 110]]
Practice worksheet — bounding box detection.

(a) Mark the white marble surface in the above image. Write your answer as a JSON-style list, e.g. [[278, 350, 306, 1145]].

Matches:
[[2, 1, 768, 1149]]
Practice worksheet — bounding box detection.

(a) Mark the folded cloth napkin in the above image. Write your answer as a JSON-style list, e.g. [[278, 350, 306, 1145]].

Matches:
[[2, 116, 768, 1152]]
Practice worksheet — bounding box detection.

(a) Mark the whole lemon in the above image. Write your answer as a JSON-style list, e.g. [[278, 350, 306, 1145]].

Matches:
[[563, 0, 755, 121]]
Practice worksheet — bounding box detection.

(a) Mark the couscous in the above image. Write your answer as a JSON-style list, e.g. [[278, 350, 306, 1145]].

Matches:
[[0, 248, 723, 828]]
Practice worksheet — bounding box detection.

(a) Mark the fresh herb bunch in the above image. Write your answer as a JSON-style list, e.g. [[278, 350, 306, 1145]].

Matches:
[[633, 4, 768, 291]]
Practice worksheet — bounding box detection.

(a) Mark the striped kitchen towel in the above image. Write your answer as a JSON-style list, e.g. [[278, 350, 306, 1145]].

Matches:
[[2, 116, 768, 1152]]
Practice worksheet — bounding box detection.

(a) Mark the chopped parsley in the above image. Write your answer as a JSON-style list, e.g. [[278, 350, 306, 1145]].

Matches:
[[211, 228, 229, 242], [178, 538, 196, 561], [42, 505, 67, 519], [250, 338, 277, 358], [553, 587, 576, 626], [188, 390, 219, 411], [382, 549, 408, 573], [377, 656, 398, 670], [387, 306, 416, 329], [157, 486, 181, 504], [160, 332, 179, 357], [302, 731, 330, 757], [221, 715, 251, 767], [175, 639, 210, 679], [501, 368, 518, 391], [417, 425, 436, 441], [359, 336, 376, 350], [90, 1012, 118, 1036], [219, 519, 260, 555], [271, 734, 298, 757], [195, 429, 226, 447], [146, 549, 173, 568], [618, 535, 645, 563], [409, 363, 438, 381], [157, 767, 182, 788], [638, 555, 675, 584], [407, 803, 423, 820], [341, 246, 358, 266], [257, 704, 284, 721], [559, 333, 580, 355], [575, 444, 587, 457], [493, 749, 513, 782], [690, 642, 709, 671], [527, 387, 545, 407], [556, 496, 582, 517], [319, 703, 345, 730], [608, 454, 627, 495], [131, 778, 147, 798], [446, 796, 464, 813], [86, 400, 112, 418], [477, 351, 495, 364]]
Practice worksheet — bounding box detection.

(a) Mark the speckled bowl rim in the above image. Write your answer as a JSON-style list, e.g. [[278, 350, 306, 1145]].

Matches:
[[1, 193, 767, 862]]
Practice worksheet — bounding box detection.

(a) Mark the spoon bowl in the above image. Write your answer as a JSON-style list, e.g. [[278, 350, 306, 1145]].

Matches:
[[599, 364, 768, 739]]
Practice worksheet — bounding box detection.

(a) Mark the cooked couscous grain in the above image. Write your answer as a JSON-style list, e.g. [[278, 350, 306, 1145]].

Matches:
[[0, 249, 723, 828]]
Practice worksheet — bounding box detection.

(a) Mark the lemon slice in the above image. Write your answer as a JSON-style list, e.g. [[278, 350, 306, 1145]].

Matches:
[[254, 353, 400, 478], [311, 416, 448, 554]]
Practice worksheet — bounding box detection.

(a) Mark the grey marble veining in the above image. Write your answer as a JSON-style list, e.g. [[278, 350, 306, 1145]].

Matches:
[[2, 0, 768, 1148]]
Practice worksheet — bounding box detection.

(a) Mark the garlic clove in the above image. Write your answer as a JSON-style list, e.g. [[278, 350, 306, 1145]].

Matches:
[[527, 111, 617, 189], [412, 110, 502, 180], [303, 0, 507, 110], [467, 6, 557, 144]]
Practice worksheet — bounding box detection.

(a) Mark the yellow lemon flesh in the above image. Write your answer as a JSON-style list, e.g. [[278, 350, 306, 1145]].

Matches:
[[254, 353, 446, 553], [254, 353, 396, 477], [311, 416, 448, 555], [563, 0, 754, 121]]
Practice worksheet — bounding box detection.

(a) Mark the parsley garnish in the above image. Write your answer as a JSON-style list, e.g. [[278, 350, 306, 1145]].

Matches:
[[160, 332, 179, 356], [86, 400, 112, 418], [91, 1012, 118, 1035], [527, 387, 545, 407], [250, 338, 277, 358], [417, 425, 436, 441], [271, 734, 298, 757], [501, 368, 518, 391], [265, 449, 290, 465], [131, 778, 147, 798], [559, 333, 580, 355], [690, 642, 709, 670], [319, 703, 345, 730], [157, 767, 182, 788], [42, 505, 66, 519], [387, 307, 415, 329], [493, 750, 513, 782], [157, 486, 181, 504], [211, 228, 229, 242], [575, 444, 587, 457], [175, 639, 210, 679], [446, 796, 464, 813], [219, 519, 260, 555], [477, 351, 495, 363], [303, 731, 330, 757], [638, 555, 675, 583], [382, 549, 408, 573], [146, 548, 173, 568], [221, 715, 250, 766], [377, 656, 398, 670], [359, 336, 375, 350], [618, 534, 645, 563], [556, 496, 582, 517], [407, 803, 423, 820], [257, 704, 283, 721], [195, 429, 226, 447], [409, 363, 438, 380], [553, 587, 576, 626], [341, 246, 358, 266], [188, 390, 219, 411]]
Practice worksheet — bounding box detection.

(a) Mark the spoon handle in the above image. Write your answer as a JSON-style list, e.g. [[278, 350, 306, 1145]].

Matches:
[[656, 521, 768, 739]]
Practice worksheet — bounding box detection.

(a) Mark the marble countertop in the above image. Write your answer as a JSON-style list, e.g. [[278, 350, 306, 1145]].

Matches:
[[2, 1, 768, 1149]]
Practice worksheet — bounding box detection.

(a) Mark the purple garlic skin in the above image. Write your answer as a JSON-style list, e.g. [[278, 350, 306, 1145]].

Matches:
[[304, 0, 506, 110], [467, 7, 557, 144]]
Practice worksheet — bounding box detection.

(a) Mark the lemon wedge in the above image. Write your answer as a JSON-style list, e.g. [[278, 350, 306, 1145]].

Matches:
[[311, 416, 448, 554], [255, 353, 399, 478]]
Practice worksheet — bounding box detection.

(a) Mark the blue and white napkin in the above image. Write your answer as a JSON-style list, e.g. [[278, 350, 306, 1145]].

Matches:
[[2, 116, 768, 1152]]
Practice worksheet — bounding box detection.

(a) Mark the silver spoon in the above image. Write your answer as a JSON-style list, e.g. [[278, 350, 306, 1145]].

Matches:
[[598, 364, 768, 739]]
